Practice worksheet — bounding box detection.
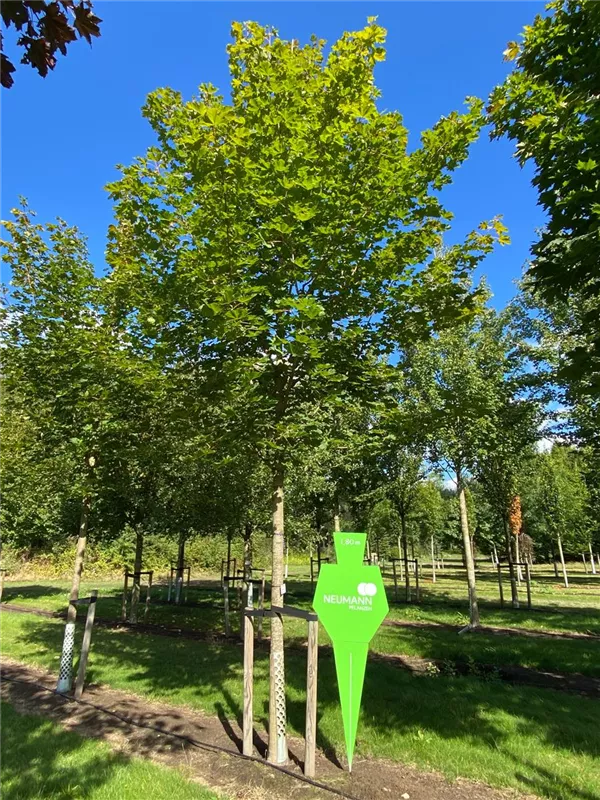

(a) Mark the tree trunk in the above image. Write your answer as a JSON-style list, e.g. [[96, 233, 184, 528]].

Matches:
[[503, 516, 519, 608], [333, 499, 341, 533], [515, 534, 523, 583], [458, 483, 480, 629], [430, 535, 436, 583], [175, 532, 186, 604], [589, 542, 597, 575], [243, 521, 253, 606], [557, 533, 569, 588], [400, 510, 410, 602], [227, 529, 233, 576], [268, 462, 287, 765], [67, 496, 90, 625], [129, 527, 144, 623]]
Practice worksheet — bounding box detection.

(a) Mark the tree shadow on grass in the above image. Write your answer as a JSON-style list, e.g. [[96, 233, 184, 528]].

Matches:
[[8, 612, 600, 800], [2, 583, 66, 604], [1, 700, 130, 800]]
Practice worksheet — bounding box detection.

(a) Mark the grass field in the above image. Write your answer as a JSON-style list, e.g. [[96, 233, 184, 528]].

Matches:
[[2, 603, 599, 800], [0, 700, 222, 799], [3, 563, 599, 678]]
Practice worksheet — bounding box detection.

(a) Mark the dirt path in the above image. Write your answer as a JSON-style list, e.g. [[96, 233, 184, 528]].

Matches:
[[1, 659, 534, 800]]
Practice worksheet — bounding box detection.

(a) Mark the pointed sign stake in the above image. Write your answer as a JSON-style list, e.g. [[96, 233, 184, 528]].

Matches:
[[313, 533, 388, 772]]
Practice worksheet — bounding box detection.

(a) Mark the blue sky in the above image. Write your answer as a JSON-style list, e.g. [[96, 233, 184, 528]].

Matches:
[[2, 1, 547, 308]]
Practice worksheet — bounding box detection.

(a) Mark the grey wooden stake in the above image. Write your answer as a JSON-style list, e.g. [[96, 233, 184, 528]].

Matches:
[[582, 553, 588, 574], [557, 534, 569, 588], [145, 571, 152, 620], [74, 590, 98, 700], [121, 570, 128, 621], [167, 568, 173, 602], [392, 559, 398, 602], [304, 619, 318, 778], [224, 581, 231, 635], [258, 577, 265, 640], [497, 563, 504, 608], [431, 536, 436, 584], [0, 570, 5, 602], [239, 580, 244, 641], [242, 610, 254, 756], [415, 558, 420, 603], [185, 566, 190, 603], [525, 562, 532, 610]]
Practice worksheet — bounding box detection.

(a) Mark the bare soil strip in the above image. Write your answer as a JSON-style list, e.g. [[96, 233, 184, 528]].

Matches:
[[1, 659, 534, 800]]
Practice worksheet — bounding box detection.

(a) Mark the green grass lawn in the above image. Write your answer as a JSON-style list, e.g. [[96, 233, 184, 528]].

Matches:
[[0, 700, 222, 800], [2, 609, 599, 800], [3, 574, 599, 677]]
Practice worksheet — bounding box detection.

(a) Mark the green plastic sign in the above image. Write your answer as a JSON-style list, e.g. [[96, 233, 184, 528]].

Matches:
[[313, 532, 388, 771]]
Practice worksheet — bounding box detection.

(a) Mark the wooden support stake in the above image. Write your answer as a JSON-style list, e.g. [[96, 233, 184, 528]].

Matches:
[[224, 582, 230, 635], [185, 567, 190, 603], [310, 557, 314, 586], [304, 619, 318, 778], [525, 562, 532, 610], [258, 577, 265, 640], [242, 611, 254, 757], [167, 568, 173, 602], [582, 553, 588, 574], [74, 591, 98, 700], [392, 559, 398, 602], [238, 580, 244, 641], [145, 572, 152, 620], [415, 558, 420, 604], [0, 570, 5, 603], [497, 563, 504, 608], [431, 536, 436, 584], [121, 571, 128, 621]]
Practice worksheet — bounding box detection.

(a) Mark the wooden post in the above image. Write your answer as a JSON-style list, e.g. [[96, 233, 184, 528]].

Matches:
[[224, 581, 230, 635], [431, 536, 436, 584], [392, 559, 398, 602], [589, 543, 597, 575], [167, 567, 173, 602], [582, 553, 588, 574], [242, 611, 254, 757], [221, 559, 225, 588], [557, 534, 569, 588], [239, 579, 244, 641], [122, 571, 128, 621], [304, 619, 318, 778], [145, 571, 152, 620], [74, 591, 98, 700], [0, 569, 5, 602], [258, 577, 265, 640], [525, 562, 532, 610], [497, 563, 504, 608], [185, 566, 190, 603], [310, 558, 314, 586], [415, 558, 420, 603]]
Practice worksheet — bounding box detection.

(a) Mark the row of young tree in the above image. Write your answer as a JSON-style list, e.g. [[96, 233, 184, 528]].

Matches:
[[2, 3, 599, 765]]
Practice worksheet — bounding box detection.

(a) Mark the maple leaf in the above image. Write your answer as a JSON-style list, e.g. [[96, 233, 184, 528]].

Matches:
[[73, 3, 102, 44]]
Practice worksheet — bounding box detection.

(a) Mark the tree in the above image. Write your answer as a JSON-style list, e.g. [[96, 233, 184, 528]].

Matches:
[[1, 1, 102, 88], [409, 479, 446, 581], [489, 0, 600, 392], [403, 305, 542, 626], [105, 20, 506, 762], [520, 444, 592, 584]]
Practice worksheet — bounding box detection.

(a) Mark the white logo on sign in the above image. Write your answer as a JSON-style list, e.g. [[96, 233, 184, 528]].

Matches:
[[357, 582, 377, 597]]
